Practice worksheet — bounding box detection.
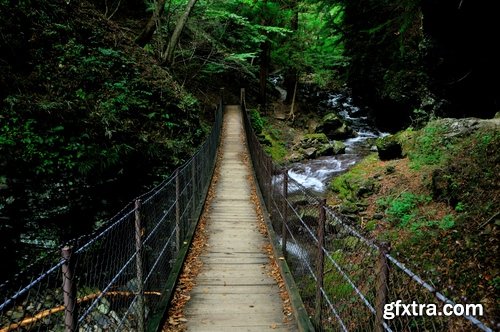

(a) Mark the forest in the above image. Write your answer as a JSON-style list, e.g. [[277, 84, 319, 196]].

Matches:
[[0, 0, 498, 328]]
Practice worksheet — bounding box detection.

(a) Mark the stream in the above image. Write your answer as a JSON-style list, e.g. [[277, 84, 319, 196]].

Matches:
[[287, 92, 387, 195], [270, 86, 387, 263]]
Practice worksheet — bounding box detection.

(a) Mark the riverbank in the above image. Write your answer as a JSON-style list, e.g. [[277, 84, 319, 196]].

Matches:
[[328, 117, 499, 326], [251, 91, 386, 194]]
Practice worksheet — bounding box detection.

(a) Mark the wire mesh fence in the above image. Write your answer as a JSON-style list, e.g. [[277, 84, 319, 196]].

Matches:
[[240, 88, 493, 332], [0, 96, 224, 332]]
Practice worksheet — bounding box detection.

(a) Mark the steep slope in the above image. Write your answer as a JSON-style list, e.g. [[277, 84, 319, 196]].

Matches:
[[329, 118, 500, 325], [0, 0, 209, 281]]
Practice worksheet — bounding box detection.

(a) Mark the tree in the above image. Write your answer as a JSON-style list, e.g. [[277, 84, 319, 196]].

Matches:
[[163, 0, 198, 65], [258, 0, 270, 106], [283, 0, 298, 105], [135, 0, 167, 47]]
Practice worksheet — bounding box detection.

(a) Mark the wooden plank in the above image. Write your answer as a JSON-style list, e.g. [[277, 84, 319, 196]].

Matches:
[[189, 285, 281, 295], [184, 313, 290, 328]]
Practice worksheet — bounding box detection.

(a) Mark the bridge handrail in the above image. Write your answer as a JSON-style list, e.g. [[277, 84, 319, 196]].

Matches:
[[0, 93, 224, 332], [239, 88, 493, 332]]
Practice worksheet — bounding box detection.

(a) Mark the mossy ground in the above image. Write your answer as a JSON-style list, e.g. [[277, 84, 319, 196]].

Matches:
[[328, 119, 499, 322]]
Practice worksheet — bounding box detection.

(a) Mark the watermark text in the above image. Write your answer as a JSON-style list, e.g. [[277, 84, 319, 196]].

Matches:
[[383, 300, 483, 320]]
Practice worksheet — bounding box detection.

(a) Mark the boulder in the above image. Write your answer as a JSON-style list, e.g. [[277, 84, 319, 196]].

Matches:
[[295, 134, 346, 160], [306, 118, 319, 134], [317, 141, 346, 157], [329, 123, 356, 140], [316, 113, 356, 139], [321, 113, 343, 131], [287, 152, 304, 163], [376, 135, 403, 160], [303, 147, 317, 159], [300, 133, 329, 147]]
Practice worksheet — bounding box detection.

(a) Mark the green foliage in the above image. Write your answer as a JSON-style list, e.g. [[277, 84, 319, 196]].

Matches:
[[249, 108, 265, 134], [271, 3, 347, 86], [454, 202, 465, 212], [248, 109, 286, 162], [377, 192, 456, 233], [262, 125, 287, 163], [408, 123, 448, 169], [377, 192, 427, 226], [0, 0, 208, 256], [264, 139, 287, 163]]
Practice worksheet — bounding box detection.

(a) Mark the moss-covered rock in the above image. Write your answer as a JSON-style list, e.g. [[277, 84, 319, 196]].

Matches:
[[291, 133, 347, 161], [302, 133, 329, 145], [376, 135, 403, 160], [317, 113, 356, 140], [317, 141, 346, 157]]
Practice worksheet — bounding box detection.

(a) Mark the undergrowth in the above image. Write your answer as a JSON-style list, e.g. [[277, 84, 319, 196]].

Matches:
[[327, 118, 499, 323]]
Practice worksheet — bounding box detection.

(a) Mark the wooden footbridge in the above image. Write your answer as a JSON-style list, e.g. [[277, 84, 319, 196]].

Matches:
[[183, 105, 298, 331], [0, 92, 493, 332]]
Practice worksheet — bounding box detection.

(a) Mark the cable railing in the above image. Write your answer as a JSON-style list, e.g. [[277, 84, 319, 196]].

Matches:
[[240, 88, 493, 332], [0, 93, 224, 332]]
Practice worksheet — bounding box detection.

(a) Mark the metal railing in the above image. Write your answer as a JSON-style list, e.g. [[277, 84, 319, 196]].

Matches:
[[240, 88, 493, 332], [0, 94, 224, 332]]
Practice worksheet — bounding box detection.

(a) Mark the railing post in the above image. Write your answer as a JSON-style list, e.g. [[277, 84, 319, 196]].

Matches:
[[375, 242, 390, 332], [61, 246, 77, 332], [220, 87, 225, 107], [314, 199, 326, 328], [281, 169, 288, 259], [175, 169, 181, 252], [240, 88, 245, 107], [134, 199, 145, 332]]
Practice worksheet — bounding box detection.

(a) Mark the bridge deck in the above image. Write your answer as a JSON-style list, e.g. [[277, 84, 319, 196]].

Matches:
[[184, 105, 297, 331]]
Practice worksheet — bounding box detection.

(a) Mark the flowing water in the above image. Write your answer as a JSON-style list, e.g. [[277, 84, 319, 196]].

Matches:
[[287, 93, 387, 195]]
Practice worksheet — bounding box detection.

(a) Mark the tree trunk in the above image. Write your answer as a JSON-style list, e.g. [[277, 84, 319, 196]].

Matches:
[[259, 40, 270, 106], [284, 0, 298, 104], [163, 0, 198, 65], [135, 0, 167, 47], [288, 77, 298, 121], [258, 0, 269, 106]]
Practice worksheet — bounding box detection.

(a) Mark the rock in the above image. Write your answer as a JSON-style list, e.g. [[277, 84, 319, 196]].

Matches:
[[298, 134, 329, 153], [357, 181, 375, 197], [373, 213, 384, 220], [287, 152, 303, 163], [316, 141, 346, 157], [332, 141, 346, 154], [316, 113, 356, 139], [329, 123, 356, 140], [316, 144, 333, 157], [339, 203, 359, 214], [303, 147, 317, 159], [296, 134, 346, 159], [97, 297, 111, 315], [306, 118, 319, 133], [321, 113, 343, 131], [431, 117, 500, 139], [385, 166, 396, 174], [376, 135, 403, 160], [273, 110, 287, 120]]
